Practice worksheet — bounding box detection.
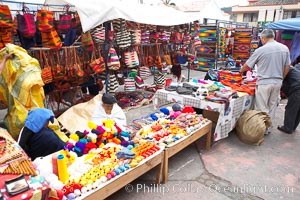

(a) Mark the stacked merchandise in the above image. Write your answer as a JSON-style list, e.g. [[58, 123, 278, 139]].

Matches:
[[233, 28, 252, 62], [33, 119, 164, 198], [217, 28, 227, 61], [195, 26, 217, 71], [250, 27, 259, 55]]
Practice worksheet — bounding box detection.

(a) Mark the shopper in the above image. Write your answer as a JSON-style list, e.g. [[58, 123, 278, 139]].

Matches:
[[240, 29, 291, 133], [91, 93, 127, 127], [278, 66, 300, 134], [0, 53, 13, 74]]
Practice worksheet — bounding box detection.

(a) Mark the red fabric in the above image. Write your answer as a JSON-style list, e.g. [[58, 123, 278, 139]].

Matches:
[[0, 174, 62, 200]]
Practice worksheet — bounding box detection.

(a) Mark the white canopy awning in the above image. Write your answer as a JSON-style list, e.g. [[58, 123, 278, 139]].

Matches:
[[64, 0, 200, 32]]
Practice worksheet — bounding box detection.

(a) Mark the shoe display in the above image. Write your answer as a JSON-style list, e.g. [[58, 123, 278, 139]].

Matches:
[[277, 126, 292, 134]]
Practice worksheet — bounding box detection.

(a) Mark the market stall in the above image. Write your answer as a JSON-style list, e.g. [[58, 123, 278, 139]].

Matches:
[[153, 74, 254, 142]]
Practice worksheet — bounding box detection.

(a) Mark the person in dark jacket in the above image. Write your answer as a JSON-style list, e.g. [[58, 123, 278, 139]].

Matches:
[[18, 108, 66, 160], [278, 67, 300, 134]]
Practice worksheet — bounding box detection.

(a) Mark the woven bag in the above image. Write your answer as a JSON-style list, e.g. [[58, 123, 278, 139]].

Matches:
[[124, 77, 136, 92], [36, 9, 54, 32], [108, 73, 119, 94], [236, 110, 271, 145], [138, 66, 151, 80], [40, 50, 53, 84], [17, 12, 36, 38], [0, 5, 13, 28], [41, 28, 62, 49], [91, 25, 105, 44], [154, 71, 166, 88], [107, 47, 120, 71]]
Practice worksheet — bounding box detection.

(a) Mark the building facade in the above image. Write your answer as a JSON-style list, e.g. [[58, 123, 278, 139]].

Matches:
[[232, 0, 300, 27]]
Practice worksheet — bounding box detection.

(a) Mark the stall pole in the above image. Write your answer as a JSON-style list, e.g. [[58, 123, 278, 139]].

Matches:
[[103, 22, 110, 93]]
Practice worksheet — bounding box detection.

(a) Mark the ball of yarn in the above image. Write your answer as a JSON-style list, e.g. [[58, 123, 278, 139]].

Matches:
[[172, 103, 182, 111], [160, 107, 170, 115], [76, 131, 85, 139]]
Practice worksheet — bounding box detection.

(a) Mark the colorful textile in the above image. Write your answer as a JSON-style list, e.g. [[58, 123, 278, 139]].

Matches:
[[0, 44, 45, 140], [196, 26, 217, 71], [217, 28, 226, 61], [233, 28, 252, 61]]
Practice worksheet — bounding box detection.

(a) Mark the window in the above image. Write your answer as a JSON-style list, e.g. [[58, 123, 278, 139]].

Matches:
[[283, 10, 300, 19], [243, 13, 258, 22], [232, 14, 237, 22]]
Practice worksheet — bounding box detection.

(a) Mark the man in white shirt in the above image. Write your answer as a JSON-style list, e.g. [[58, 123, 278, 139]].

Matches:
[[240, 29, 290, 134], [91, 93, 127, 127]]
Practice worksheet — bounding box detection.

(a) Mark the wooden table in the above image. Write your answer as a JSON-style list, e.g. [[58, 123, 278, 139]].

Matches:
[[162, 121, 212, 183], [80, 149, 164, 200], [154, 89, 253, 141]]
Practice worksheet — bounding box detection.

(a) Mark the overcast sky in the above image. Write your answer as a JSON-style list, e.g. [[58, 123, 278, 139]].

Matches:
[[141, 0, 249, 7], [6, 0, 249, 11]]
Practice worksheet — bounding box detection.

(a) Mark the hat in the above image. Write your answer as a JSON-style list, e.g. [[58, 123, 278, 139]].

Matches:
[[25, 108, 55, 133], [102, 93, 117, 104]]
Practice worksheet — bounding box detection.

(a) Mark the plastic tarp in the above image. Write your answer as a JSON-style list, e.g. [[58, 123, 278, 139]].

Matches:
[[64, 0, 200, 32], [266, 17, 300, 31]]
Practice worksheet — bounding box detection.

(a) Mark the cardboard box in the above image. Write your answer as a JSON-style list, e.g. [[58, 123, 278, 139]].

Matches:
[[202, 110, 219, 123]]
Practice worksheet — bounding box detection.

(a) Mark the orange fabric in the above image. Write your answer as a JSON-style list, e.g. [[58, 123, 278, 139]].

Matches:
[[220, 80, 255, 95]]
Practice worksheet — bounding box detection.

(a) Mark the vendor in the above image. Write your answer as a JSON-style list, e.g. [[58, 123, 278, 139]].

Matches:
[[278, 66, 300, 134], [91, 93, 127, 127], [18, 108, 66, 161]]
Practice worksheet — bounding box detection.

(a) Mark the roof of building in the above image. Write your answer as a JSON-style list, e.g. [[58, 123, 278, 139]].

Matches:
[[252, 0, 299, 6]]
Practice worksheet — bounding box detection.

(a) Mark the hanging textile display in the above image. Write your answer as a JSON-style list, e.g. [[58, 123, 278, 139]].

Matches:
[[16, 8, 36, 39], [195, 26, 217, 71], [217, 27, 226, 61], [233, 28, 252, 61], [0, 5, 13, 27], [36, 9, 54, 32], [0, 44, 45, 140], [250, 27, 259, 55], [108, 72, 119, 94]]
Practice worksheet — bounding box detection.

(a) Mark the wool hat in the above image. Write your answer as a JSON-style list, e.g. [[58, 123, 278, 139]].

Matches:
[[102, 93, 117, 104]]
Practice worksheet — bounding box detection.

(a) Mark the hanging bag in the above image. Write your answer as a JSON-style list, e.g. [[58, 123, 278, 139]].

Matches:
[[36, 9, 53, 32], [17, 7, 36, 39], [124, 50, 139, 68], [0, 28, 12, 49], [154, 71, 166, 89], [81, 31, 94, 51], [138, 47, 151, 80], [91, 24, 105, 44], [163, 46, 172, 65], [155, 44, 162, 69], [41, 28, 62, 49], [0, 5, 13, 28], [90, 48, 105, 74], [107, 47, 120, 71], [40, 50, 53, 84], [124, 77, 136, 92], [108, 72, 119, 94], [73, 47, 85, 78], [58, 5, 72, 34]]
